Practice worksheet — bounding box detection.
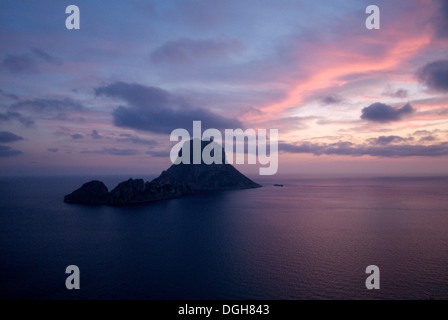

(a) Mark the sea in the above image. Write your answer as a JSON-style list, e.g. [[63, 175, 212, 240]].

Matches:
[[1, 175, 448, 300]]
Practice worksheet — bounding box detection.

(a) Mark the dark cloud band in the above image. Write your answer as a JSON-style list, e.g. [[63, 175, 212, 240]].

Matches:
[[279, 140, 448, 158], [81, 148, 140, 156], [96, 82, 242, 134]]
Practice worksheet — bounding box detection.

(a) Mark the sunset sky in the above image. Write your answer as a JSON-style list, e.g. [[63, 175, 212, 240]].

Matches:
[[1, 0, 448, 176]]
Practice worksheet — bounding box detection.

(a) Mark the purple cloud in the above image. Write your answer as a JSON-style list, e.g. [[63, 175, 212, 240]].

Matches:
[[432, 0, 448, 38], [81, 148, 140, 156], [0, 145, 23, 158], [361, 102, 415, 123], [30, 48, 63, 66], [95, 82, 242, 134], [116, 134, 158, 146], [417, 60, 448, 92], [320, 94, 345, 105], [2, 48, 62, 73], [0, 89, 19, 101], [11, 98, 84, 112], [71, 134, 84, 140], [2, 54, 38, 73], [419, 136, 437, 143], [0, 111, 34, 126], [91, 130, 102, 139], [382, 87, 408, 98], [150, 37, 243, 65], [279, 141, 448, 157], [0, 131, 24, 143], [367, 135, 413, 146], [145, 150, 170, 158]]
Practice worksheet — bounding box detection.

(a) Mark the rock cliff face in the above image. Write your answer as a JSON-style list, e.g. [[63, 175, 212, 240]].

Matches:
[[64, 139, 261, 206], [63, 180, 110, 205]]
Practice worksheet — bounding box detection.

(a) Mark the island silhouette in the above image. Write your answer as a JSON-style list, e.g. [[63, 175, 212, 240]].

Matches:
[[64, 139, 261, 206]]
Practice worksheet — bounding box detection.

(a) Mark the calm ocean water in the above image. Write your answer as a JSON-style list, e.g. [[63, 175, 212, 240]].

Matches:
[[1, 175, 448, 300]]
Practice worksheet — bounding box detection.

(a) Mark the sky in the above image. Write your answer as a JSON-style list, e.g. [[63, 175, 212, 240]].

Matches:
[[0, 0, 448, 176]]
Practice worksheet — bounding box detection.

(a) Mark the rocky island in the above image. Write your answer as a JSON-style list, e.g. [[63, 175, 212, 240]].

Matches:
[[64, 139, 261, 206]]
